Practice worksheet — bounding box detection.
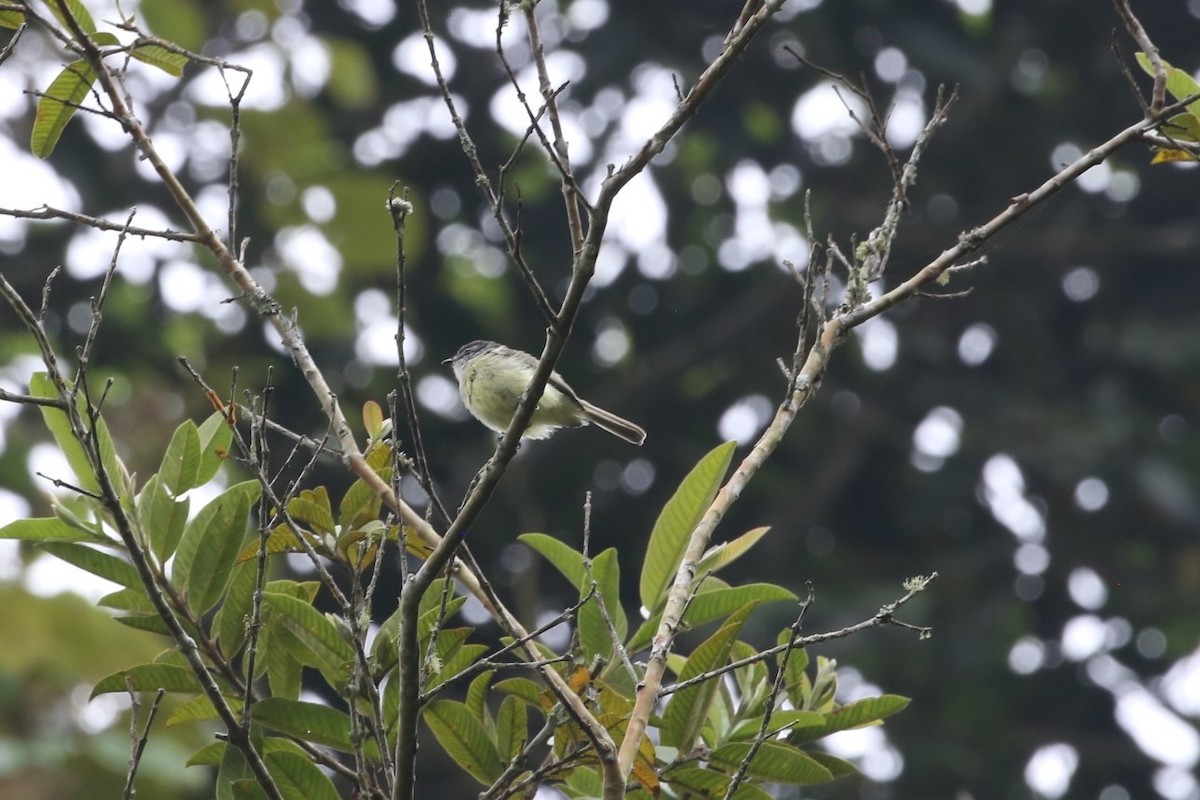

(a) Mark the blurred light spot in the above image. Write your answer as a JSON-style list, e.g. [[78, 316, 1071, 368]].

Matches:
[[73, 685, 125, 734], [536, 609, 571, 650], [430, 187, 461, 219], [627, 284, 658, 315], [340, 0, 395, 27], [276, 226, 342, 294], [1008, 636, 1045, 674], [1115, 688, 1200, 767], [593, 322, 631, 366], [1162, 646, 1200, 715], [768, 164, 802, 199], [1014, 543, 1050, 575], [691, 173, 722, 204], [952, 0, 992, 14], [874, 47, 907, 82], [420, 376, 460, 419], [856, 317, 898, 371], [885, 91, 926, 149], [592, 245, 628, 287], [235, 9, 269, 40], [289, 34, 331, 97], [301, 185, 336, 223], [567, 0, 609, 31], [1155, 767, 1200, 800], [912, 406, 963, 459], [159, 260, 209, 313], [638, 242, 677, 280], [718, 395, 773, 444], [957, 322, 996, 366], [1158, 414, 1187, 442], [1024, 742, 1078, 800], [186, 44, 287, 110], [1067, 566, 1107, 610], [1011, 48, 1049, 95], [1073, 476, 1108, 511], [621, 459, 655, 494], [1106, 170, 1140, 203], [927, 192, 958, 223], [1062, 266, 1099, 302], [1062, 614, 1107, 661], [832, 390, 861, 418], [981, 454, 1046, 543], [393, 32, 455, 85], [1136, 628, 1167, 659], [25, 549, 115, 602], [1099, 786, 1131, 800]]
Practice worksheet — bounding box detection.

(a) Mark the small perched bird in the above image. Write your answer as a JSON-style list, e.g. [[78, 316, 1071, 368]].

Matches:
[[447, 340, 646, 445]]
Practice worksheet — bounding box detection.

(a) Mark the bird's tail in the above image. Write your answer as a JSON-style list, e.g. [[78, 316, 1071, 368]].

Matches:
[[580, 401, 646, 446]]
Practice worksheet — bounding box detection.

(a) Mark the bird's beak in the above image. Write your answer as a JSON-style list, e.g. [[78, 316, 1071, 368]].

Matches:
[[442, 356, 452, 365]]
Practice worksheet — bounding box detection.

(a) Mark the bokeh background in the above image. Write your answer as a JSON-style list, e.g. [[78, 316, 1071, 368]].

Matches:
[[1, 1, 1199, 798]]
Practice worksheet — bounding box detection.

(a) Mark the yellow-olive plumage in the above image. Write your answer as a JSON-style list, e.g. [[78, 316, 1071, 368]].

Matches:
[[448, 340, 646, 445]]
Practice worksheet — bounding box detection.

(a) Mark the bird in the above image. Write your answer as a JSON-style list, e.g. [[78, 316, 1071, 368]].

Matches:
[[447, 340, 646, 445]]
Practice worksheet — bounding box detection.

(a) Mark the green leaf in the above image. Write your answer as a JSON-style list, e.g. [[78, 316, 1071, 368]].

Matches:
[[664, 767, 773, 800], [1135, 52, 1200, 118], [1163, 112, 1200, 144], [172, 479, 260, 614], [97, 587, 154, 613], [661, 602, 757, 752], [130, 42, 189, 77], [684, 583, 797, 625], [0, 516, 101, 543], [287, 487, 335, 536], [495, 695, 527, 761], [37, 541, 140, 587], [167, 693, 242, 727], [195, 412, 233, 485], [137, 474, 190, 561], [338, 471, 388, 532], [160, 419, 202, 494], [92, 663, 200, 697], [807, 751, 858, 778], [29, 373, 121, 497], [494, 677, 544, 707], [265, 626, 303, 700], [0, 10, 25, 29], [788, 694, 911, 743], [32, 59, 97, 158], [45, 0, 97, 36], [187, 741, 226, 767], [695, 526, 771, 576], [114, 614, 171, 635], [466, 671, 493, 722], [577, 547, 626, 663], [518, 532, 587, 588], [639, 441, 736, 611], [708, 740, 833, 785], [213, 559, 257, 657], [423, 699, 504, 785], [263, 592, 355, 682], [727, 709, 826, 741], [252, 697, 376, 756], [264, 751, 340, 800]]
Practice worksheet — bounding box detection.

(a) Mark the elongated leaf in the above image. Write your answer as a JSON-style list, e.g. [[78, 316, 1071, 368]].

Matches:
[[287, 487, 335, 536], [577, 547, 625, 662], [1135, 52, 1200, 118], [661, 602, 757, 751], [427, 643, 488, 691], [263, 592, 355, 680], [493, 677, 545, 708], [639, 441, 736, 611], [518, 532, 586, 588], [167, 693, 244, 727], [97, 587, 153, 613], [495, 695, 527, 761], [423, 699, 503, 785], [32, 59, 96, 158], [0, 10, 25, 29], [696, 526, 771, 576], [137, 474, 190, 561], [45, 0, 97, 35], [788, 694, 911, 743], [338, 471, 387, 532], [130, 42, 189, 77], [265, 751, 340, 800], [665, 767, 774, 800], [626, 582, 795, 654], [172, 480, 260, 613], [187, 741, 226, 766], [264, 627, 303, 700], [709, 740, 833, 785], [29, 372, 120, 496], [466, 671, 493, 722], [213, 559, 257, 656], [195, 412, 232, 485], [252, 697, 376, 755], [92, 663, 200, 697], [37, 541, 140, 587], [0, 516, 101, 543], [114, 614, 170, 635], [160, 419, 202, 494], [235, 524, 314, 565]]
